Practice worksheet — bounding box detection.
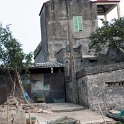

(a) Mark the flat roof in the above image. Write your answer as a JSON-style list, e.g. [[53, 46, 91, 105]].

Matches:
[[90, 0, 120, 2], [90, 0, 120, 15]]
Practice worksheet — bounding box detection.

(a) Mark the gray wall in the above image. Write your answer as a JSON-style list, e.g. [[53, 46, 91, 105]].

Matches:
[[77, 63, 124, 112], [66, 63, 124, 112], [37, 0, 98, 62], [35, 6, 48, 63]]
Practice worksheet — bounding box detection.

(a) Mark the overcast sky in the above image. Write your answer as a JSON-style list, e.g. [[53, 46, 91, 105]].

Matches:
[[0, 0, 124, 54]]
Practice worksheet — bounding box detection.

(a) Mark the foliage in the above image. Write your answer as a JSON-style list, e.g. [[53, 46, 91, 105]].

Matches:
[[89, 17, 124, 55], [0, 23, 33, 80]]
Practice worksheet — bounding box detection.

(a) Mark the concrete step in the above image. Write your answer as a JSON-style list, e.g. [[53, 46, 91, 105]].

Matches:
[[47, 103, 85, 112]]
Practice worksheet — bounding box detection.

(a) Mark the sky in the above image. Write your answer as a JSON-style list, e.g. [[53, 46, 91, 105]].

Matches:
[[0, 0, 124, 54]]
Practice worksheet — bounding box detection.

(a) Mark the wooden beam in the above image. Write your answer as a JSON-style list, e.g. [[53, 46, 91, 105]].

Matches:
[[96, 2, 119, 5], [98, 13, 107, 15], [105, 4, 117, 15]]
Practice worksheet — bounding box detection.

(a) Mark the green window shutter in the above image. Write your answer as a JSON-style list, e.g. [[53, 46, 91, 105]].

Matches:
[[73, 16, 83, 32], [73, 16, 78, 32], [78, 16, 83, 31]]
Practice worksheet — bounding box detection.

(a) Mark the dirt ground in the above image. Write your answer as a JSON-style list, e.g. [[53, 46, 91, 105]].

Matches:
[[25, 103, 114, 124]]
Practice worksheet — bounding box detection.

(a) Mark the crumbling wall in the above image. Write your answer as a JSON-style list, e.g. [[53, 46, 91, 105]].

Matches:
[[44, 0, 97, 62], [76, 63, 124, 112], [0, 96, 26, 124], [65, 80, 73, 103]]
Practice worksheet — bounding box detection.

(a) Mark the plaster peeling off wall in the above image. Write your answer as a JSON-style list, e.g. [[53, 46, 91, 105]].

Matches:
[[31, 80, 43, 93]]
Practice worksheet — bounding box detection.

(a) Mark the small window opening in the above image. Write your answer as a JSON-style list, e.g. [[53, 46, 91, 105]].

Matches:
[[89, 59, 98, 63], [106, 82, 124, 87]]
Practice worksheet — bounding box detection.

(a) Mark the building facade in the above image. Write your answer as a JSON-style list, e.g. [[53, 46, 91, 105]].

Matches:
[[34, 0, 98, 64]]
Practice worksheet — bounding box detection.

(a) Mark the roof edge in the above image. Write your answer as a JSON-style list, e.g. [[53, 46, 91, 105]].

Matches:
[[39, 0, 51, 16]]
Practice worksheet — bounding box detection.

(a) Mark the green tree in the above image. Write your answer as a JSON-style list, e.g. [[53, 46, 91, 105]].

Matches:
[[0, 23, 33, 97], [89, 17, 124, 62]]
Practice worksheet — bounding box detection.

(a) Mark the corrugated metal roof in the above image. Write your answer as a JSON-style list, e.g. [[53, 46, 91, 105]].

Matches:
[[31, 62, 64, 68]]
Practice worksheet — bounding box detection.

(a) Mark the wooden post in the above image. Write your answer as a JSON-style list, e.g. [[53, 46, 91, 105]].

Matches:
[[29, 111, 31, 124], [7, 105, 9, 124], [117, 2, 120, 19], [65, 0, 78, 104]]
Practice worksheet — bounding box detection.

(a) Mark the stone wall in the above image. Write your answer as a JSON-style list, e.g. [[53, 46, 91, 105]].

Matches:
[[74, 63, 124, 112]]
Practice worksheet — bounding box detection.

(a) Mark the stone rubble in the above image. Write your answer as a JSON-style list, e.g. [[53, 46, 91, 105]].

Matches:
[[22, 103, 49, 113], [0, 96, 26, 124]]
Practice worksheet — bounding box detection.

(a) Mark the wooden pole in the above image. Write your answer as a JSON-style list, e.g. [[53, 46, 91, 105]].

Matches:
[[7, 104, 9, 124], [65, 0, 78, 104], [29, 111, 31, 124], [16, 70, 28, 104]]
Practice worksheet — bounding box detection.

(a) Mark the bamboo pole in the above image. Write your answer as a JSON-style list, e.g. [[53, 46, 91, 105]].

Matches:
[[16, 69, 28, 103], [29, 111, 31, 124], [103, 98, 107, 115], [7, 104, 9, 124], [98, 103, 107, 124]]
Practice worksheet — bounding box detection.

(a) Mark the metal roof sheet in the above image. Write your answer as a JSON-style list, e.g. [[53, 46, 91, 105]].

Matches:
[[31, 62, 64, 68]]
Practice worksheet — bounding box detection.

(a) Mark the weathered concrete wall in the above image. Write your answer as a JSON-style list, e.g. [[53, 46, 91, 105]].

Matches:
[[56, 47, 82, 75], [76, 63, 124, 112], [31, 74, 44, 94], [65, 80, 73, 103], [42, 0, 97, 62], [35, 6, 48, 63]]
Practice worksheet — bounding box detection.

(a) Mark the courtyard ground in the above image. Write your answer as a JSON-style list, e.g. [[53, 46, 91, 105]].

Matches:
[[25, 103, 115, 124]]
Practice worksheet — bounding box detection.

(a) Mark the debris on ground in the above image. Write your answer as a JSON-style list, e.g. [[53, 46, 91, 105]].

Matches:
[[0, 96, 26, 124], [48, 116, 80, 124], [22, 103, 49, 113], [38, 109, 53, 114]]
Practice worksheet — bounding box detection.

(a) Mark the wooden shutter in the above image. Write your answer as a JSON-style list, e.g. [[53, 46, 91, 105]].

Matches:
[[73, 16, 83, 32], [78, 16, 83, 31], [73, 16, 78, 32]]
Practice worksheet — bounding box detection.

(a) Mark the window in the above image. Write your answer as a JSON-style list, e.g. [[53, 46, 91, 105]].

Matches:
[[73, 16, 83, 32], [105, 82, 124, 87]]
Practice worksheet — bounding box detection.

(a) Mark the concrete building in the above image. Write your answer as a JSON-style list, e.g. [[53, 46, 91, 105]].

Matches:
[[34, 0, 121, 70], [33, 0, 124, 111], [34, 0, 97, 64], [0, 62, 65, 104]]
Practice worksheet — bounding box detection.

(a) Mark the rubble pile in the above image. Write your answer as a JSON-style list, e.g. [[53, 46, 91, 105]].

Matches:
[[22, 103, 49, 113], [0, 96, 26, 124]]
